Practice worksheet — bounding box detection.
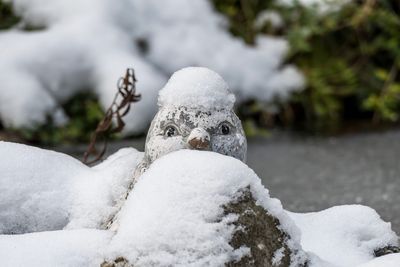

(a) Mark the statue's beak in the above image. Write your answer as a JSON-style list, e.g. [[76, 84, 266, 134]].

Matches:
[[187, 128, 210, 150]]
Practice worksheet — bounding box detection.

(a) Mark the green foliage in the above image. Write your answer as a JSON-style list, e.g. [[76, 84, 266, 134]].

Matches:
[[0, 1, 20, 29], [213, 0, 400, 133], [213, 0, 273, 44], [15, 92, 107, 145]]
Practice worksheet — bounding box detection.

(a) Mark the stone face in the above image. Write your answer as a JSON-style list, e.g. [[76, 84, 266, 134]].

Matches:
[[143, 106, 247, 168], [225, 188, 306, 267]]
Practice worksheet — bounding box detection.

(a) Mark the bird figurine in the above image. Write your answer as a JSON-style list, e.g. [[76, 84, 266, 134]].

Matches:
[[107, 67, 248, 230], [140, 66, 247, 173]]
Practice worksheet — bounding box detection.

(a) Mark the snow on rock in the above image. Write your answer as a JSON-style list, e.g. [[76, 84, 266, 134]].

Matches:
[[105, 150, 307, 266], [357, 253, 400, 267], [0, 229, 111, 267], [158, 67, 235, 110], [0, 141, 142, 234], [0, 143, 399, 266], [289, 205, 399, 267], [0, 0, 304, 134], [67, 147, 143, 229]]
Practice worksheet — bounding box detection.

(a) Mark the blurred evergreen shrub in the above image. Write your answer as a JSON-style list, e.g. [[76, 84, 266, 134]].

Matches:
[[13, 92, 106, 145], [213, 0, 400, 133], [1, 0, 400, 142], [0, 1, 20, 29]]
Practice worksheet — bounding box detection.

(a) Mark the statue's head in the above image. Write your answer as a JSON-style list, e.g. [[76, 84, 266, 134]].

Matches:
[[143, 67, 247, 166]]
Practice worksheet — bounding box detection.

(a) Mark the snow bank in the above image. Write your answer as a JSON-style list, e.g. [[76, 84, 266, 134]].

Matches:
[[0, 141, 142, 234], [289, 206, 399, 267], [0, 0, 304, 134], [107, 150, 305, 266], [0, 229, 111, 267], [158, 67, 235, 110]]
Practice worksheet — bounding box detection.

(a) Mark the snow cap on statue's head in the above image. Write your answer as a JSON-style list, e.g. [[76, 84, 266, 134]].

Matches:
[[157, 67, 235, 110]]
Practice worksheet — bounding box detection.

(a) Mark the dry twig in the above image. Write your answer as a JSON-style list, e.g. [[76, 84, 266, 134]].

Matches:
[[83, 68, 140, 165]]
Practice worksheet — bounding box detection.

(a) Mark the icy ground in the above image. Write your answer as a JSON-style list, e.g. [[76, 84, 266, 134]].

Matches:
[[55, 130, 400, 234]]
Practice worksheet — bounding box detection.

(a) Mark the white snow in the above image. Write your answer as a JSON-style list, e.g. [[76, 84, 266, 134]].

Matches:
[[0, 142, 398, 266], [0, 0, 304, 134], [158, 67, 235, 110], [280, 0, 351, 13], [357, 253, 400, 267], [0, 141, 143, 234], [106, 150, 306, 266], [254, 10, 284, 30], [272, 247, 286, 266], [0, 229, 111, 267], [289, 206, 399, 267]]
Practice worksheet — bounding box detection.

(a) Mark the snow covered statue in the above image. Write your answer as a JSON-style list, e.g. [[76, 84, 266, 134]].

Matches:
[[0, 67, 399, 267]]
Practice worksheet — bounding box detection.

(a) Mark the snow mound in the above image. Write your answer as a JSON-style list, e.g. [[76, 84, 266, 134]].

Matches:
[[158, 67, 235, 110], [0, 141, 143, 234], [0, 229, 111, 267], [289, 205, 399, 267], [107, 150, 304, 266], [0, 0, 304, 134]]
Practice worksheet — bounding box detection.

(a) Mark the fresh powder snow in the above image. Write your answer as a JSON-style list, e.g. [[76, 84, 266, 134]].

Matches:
[[158, 67, 235, 110], [0, 141, 143, 234], [0, 229, 111, 267], [0, 143, 398, 266], [106, 150, 306, 266], [289, 206, 399, 266]]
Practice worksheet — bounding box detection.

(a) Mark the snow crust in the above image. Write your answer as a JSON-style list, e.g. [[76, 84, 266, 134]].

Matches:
[[107, 150, 305, 266], [289, 206, 399, 266], [0, 141, 143, 234], [0, 0, 304, 134], [158, 67, 235, 110]]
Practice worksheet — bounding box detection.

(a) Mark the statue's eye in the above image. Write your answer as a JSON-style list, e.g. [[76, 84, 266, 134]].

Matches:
[[164, 125, 179, 137], [220, 123, 230, 135]]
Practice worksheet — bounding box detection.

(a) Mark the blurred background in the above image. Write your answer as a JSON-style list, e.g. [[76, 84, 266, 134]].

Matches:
[[0, 0, 399, 232]]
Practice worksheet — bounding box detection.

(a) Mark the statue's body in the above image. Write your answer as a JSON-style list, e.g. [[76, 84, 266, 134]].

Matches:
[[107, 67, 247, 230]]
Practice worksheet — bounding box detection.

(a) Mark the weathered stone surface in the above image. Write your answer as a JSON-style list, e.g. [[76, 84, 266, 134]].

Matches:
[[101, 256, 130, 267], [225, 188, 306, 267], [374, 245, 400, 257], [102, 187, 308, 267]]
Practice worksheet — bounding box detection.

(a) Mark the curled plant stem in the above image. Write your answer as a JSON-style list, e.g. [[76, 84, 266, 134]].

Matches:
[[83, 68, 141, 165]]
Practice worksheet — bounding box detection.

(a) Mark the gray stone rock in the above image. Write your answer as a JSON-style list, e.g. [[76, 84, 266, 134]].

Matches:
[[225, 188, 307, 267], [102, 187, 308, 267]]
